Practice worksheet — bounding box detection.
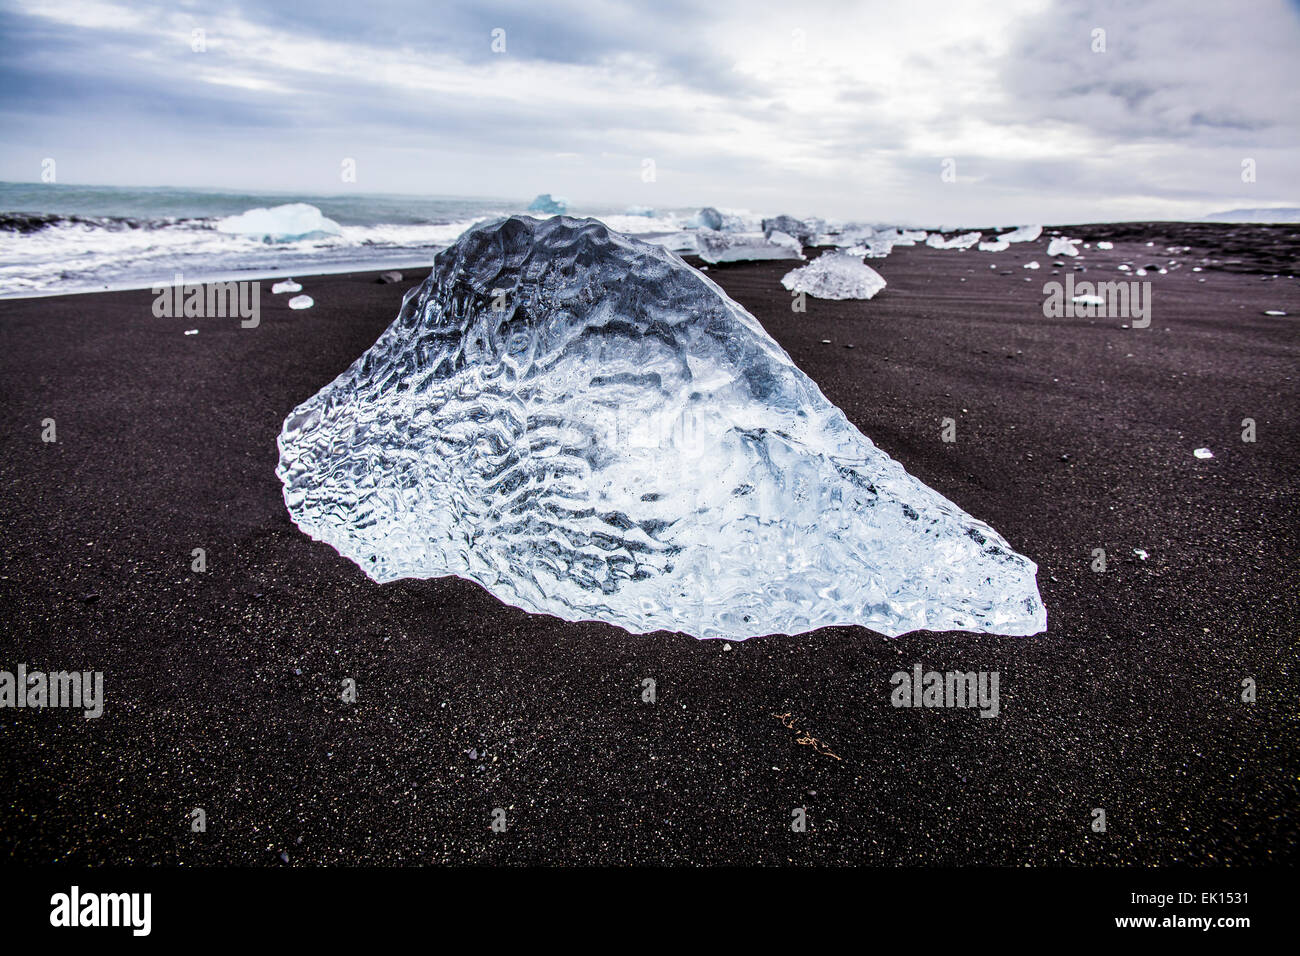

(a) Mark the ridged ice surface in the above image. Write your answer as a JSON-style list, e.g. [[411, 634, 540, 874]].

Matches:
[[277, 215, 1046, 640]]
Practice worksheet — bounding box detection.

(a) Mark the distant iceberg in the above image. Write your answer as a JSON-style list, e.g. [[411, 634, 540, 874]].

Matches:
[[277, 215, 1047, 640], [527, 193, 568, 215], [695, 230, 804, 263], [216, 203, 342, 243], [782, 252, 886, 300], [1202, 207, 1300, 223]]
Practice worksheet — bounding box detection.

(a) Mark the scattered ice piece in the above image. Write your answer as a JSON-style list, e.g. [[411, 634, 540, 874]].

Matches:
[[1192, 266, 1203, 272], [1072, 295, 1105, 306], [1118, 264, 1131, 272], [287, 295, 314, 310], [999, 225, 1043, 243], [761, 215, 817, 245], [927, 231, 981, 250], [277, 215, 1047, 640], [848, 238, 895, 259], [781, 252, 887, 300], [1193, 447, 1214, 459], [830, 222, 877, 247], [1023, 261, 1040, 270], [1097, 241, 1114, 250], [377, 271, 404, 284], [1263, 310, 1287, 316], [1135, 268, 1148, 276], [184, 329, 198, 335], [527, 194, 567, 215], [979, 238, 1010, 252], [1046, 237, 1080, 257], [272, 279, 303, 294], [696, 230, 804, 263], [1134, 549, 1148, 560], [216, 204, 342, 242]]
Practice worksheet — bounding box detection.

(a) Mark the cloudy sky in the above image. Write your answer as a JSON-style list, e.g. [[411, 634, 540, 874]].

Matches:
[[1, 0, 1297, 223]]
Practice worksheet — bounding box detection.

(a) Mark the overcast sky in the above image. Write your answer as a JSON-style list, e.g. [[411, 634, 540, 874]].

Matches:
[[1, 0, 1297, 223]]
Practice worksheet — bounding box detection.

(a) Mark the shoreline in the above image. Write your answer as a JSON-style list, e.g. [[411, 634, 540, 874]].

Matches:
[[1, 231, 1296, 865]]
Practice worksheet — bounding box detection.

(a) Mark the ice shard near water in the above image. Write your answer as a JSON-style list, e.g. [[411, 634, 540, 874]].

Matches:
[[277, 216, 1046, 640], [216, 203, 342, 242]]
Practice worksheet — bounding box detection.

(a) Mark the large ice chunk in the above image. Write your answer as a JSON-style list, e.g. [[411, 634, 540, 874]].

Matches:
[[277, 216, 1047, 640], [781, 252, 886, 300], [216, 203, 342, 242], [1047, 237, 1080, 257], [695, 230, 804, 263]]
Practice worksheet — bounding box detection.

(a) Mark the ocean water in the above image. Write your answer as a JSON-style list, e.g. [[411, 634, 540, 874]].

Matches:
[[0, 182, 721, 297]]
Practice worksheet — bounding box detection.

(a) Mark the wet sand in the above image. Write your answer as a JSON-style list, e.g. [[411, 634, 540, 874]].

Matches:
[[0, 226, 1296, 865]]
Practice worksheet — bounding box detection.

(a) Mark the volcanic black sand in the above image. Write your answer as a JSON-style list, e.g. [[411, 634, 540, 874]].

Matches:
[[1, 225, 1296, 865]]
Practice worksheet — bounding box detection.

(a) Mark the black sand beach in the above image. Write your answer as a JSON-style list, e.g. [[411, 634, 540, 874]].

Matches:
[[1, 227, 1296, 865]]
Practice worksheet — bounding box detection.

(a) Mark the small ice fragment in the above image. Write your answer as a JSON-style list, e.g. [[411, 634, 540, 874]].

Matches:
[[927, 231, 981, 250], [979, 238, 1010, 252], [1023, 261, 1040, 270], [1097, 241, 1114, 250], [1193, 447, 1214, 459], [1118, 264, 1131, 271], [852, 238, 894, 258], [184, 329, 198, 335], [1134, 549, 1148, 560], [1135, 269, 1148, 276], [1072, 295, 1105, 306], [272, 279, 302, 294], [1047, 237, 1080, 257], [1000, 225, 1043, 243], [377, 271, 404, 284], [781, 252, 886, 300], [288, 295, 314, 310], [1264, 310, 1287, 316]]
